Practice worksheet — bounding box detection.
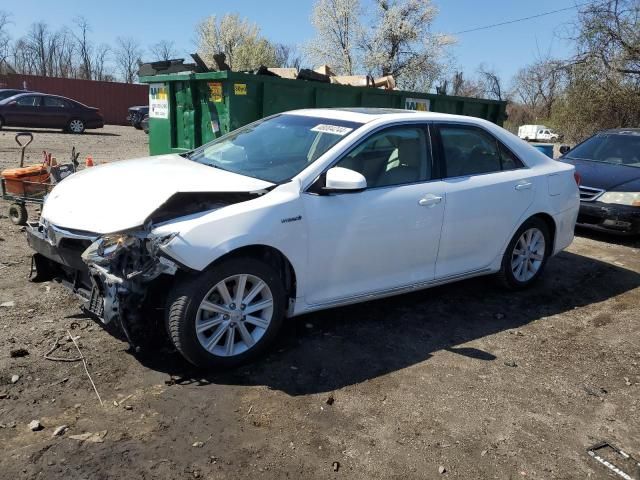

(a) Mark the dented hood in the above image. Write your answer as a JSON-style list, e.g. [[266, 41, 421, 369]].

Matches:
[[41, 154, 273, 234]]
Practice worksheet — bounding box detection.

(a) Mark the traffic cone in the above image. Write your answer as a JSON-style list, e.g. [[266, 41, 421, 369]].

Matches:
[[85, 155, 94, 167]]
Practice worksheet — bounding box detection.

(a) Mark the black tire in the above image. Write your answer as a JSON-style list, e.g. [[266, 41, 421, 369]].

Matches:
[[0, 116, 4, 130], [67, 118, 85, 134], [497, 217, 551, 290], [166, 257, 286, 368], [8, 203, 28, 225]]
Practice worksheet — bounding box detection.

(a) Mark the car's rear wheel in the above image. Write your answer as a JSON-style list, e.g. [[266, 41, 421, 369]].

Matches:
[[8, 203, 28, 225], [68, 119, 85, 134], [497, 218, 550, 290], [166, 257, 286, 368], [0, 116, 4, 130]]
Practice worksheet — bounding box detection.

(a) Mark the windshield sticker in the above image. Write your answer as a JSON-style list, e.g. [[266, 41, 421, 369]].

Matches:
[[311, 124, 353, 136]]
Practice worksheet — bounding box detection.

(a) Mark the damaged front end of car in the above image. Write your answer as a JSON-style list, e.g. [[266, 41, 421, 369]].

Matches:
[[27, 190, 264, 350], [27, 222, 182, 349], [79, 231, 180, 347]]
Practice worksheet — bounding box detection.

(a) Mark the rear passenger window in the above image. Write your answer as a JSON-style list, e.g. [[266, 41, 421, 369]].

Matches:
[[440, 126, 523, 177], [498, 142, 524, 170], [43, 97, 68, 108]]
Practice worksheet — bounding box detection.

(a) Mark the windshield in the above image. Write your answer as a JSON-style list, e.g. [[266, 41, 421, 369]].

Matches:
[[187, 114, 363, 183], [567, 133, 640, 168]]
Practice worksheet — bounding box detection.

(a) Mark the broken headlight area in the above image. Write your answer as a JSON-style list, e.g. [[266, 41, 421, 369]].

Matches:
[[80, 231, 180, 349]]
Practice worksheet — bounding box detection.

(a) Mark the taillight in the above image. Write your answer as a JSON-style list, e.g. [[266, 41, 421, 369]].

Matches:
[[573, 171, 581, 186]]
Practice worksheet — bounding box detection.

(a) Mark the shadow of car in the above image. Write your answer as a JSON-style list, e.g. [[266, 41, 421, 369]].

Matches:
[[130, 250, 640, 395], [0, 92, 104, 134], [560, 129, 640, 235]]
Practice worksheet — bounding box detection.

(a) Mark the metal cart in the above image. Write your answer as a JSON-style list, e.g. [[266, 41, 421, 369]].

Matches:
[[1, 132, 77, 225]]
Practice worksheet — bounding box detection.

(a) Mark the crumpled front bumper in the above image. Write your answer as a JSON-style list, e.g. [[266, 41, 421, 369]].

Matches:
[[26, 222, 96, 298], [26, 221, 179, 349]]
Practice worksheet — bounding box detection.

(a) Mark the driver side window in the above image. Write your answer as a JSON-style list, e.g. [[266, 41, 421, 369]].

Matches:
[[336, 126, 431, 188], [16, 96, 40, 107]]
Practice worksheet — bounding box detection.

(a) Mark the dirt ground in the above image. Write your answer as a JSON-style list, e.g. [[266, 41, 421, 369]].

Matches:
[[1, 126, 639, 480]]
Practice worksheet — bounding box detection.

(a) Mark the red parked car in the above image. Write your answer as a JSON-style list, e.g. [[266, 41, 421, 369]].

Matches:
[[0, 92, 104, 134]]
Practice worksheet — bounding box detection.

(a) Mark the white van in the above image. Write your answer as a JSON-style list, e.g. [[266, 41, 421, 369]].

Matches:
[[518, 125, 560, 142]]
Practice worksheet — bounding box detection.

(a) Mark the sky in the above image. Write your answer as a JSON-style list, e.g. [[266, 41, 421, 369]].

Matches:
[[4, 0, 581, 85]]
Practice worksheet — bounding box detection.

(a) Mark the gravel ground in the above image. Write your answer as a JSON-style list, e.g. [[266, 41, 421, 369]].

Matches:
[[1, 127, 639, 479], [0, 125, 148, 171]]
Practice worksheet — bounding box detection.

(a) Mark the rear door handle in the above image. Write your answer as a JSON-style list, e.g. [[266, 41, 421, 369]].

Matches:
[[515, 181, 533, 191], [419, 194, 443, 207]]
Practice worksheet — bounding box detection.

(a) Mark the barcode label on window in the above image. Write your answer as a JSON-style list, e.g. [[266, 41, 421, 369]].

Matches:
[[311, 124, 353, 136]]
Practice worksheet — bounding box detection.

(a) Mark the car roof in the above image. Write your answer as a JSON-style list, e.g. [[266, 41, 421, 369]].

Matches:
[[286, 107, 492, 126], [5, 92, 82, 104]]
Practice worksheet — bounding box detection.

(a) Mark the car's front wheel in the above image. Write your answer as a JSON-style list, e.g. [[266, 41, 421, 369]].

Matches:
[[498, 217, 551, 290], [166, 257, 286, 368]]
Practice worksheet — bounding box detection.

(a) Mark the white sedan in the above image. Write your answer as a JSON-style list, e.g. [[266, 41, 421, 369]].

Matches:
[[27, 109, 580, 367]]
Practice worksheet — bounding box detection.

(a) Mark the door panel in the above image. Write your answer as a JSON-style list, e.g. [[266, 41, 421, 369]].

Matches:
[[434, 171, 534, 278], [41, 96, 69, 128], [302, 184, 446, 304], [4, 95, 41, 126], [433, 123, 534, 278]]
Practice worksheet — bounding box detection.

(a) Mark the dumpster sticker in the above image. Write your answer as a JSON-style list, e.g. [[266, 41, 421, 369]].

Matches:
[[234, 83, 247, 95], [311, 124, 353, 136], [149, 83, 169, 119], [405, 98, 430, 112], [208, 82, 223, 103]]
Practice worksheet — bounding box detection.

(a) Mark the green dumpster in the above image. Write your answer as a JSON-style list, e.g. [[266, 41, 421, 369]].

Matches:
[[140, 71, 507, 156]]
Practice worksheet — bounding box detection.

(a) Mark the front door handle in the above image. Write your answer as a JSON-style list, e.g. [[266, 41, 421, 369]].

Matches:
[[419, 194, 443, 207], [515, 181, 533, 191]]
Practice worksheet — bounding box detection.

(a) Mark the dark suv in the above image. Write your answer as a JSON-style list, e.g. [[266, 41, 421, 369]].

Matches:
[[127, 105, 149, 129]]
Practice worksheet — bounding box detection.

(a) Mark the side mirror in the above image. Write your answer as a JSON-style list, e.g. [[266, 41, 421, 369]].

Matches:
[[323, 167, 367, 193], [559, 145, 571, 155]]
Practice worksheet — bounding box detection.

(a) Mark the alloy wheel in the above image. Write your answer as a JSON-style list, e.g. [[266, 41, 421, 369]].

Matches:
[[69, 120, 84, 133], [511, 227, 546, 282], [195, 274, 274, 357]]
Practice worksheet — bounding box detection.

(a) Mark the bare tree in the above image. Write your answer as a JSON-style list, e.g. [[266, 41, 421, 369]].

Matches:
[[0, 11, 11, 70], [93, 43, 111, 80], [52, 28, 76, 78], [150, 40, 178, 61], [574, 0, 640, 77], [25, 22, 51, 76], [511, 59, 565, 119], [73, 16, 93, 79], [305, 0, 360, 74], [275, 44, 302, 69], [114, 36, 143, 83], [452, 71, 464, 96], [478, 65, 503, 101]]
